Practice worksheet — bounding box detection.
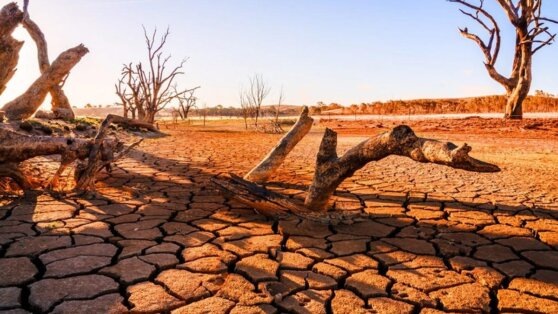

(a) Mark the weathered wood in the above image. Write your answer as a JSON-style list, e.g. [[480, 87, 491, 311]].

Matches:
[[0, 115, 143, 192], [244, 106, 313, 183], [1, 44, 89, 120], [0, 128, 91, 164], [74, 114, 120, 192], [304, 125, 500, 211], [22, 10, 75, 119], [211, 174, 364, 224], [0, 127, 91, 190], [212, 174, 297, 217], [0, 162, 33, 189], [107, 114, 160, 132], [0, 3, 24, 96]]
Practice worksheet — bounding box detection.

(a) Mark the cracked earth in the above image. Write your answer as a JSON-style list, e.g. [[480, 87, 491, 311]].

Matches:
[[1, 121, 558, 313]]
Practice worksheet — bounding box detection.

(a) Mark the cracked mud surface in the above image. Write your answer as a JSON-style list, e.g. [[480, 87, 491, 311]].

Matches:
[[1, 122, 558, 313]]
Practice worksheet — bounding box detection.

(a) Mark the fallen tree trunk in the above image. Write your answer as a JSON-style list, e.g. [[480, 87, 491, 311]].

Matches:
[[304, 125, 500, 210], [0, 3, 24, 96], [0, 128, 91, 163], [215, 125, 500, 216], [244, 106, 313, 183], [212, 174, 307, 217], [1, 44, 89, 120], [211, 174, 365, 223], [0, 115, 142, 192], [21, 4, 74, 119], [106, 114, 160, 132]]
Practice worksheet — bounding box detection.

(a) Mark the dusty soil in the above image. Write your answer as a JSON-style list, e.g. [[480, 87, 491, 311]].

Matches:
[[1, 118, 557, 313]]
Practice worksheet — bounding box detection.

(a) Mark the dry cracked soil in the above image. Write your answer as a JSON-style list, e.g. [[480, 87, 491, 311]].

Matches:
[[1, 119, 558, 313]]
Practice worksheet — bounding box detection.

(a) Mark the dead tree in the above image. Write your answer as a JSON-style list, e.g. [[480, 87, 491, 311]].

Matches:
[[449, 0, 558, 119], [115, 63, 146, 120], [114, 27, 197, 124], [304, 125, 499, 210], [21, 0, 75, 119], [175, 85, 199, 120], [239, 90, 253, 130], [240, 74, 270, 128], [213, 107, 500, 219], [0, 114, 143, 192], [0, 2, 88, 121], [0, 2, 24, 96], [1, 45, 88, 120]]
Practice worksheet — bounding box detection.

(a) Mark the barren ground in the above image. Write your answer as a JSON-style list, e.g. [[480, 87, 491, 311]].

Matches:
[[1, 117, 558, 313]]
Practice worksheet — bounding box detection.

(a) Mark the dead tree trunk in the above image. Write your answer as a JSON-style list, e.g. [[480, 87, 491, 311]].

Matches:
[[1, 44, 88, 120], [304, 126, 500, 211], [22, 13, 75, 119], [449, 0, 557, 119], [214, 124, 500, 216], [0, 114, 142, 192], [104, 114, 160, 132], [244, 106, 313, 183], [0, 3, 24, 96]]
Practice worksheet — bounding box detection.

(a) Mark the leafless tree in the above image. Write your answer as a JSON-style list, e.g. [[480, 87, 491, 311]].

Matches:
[[115, 27, 197, 124], [175, 85, 199, 120], [115, 63, 145, 120], [274, 86, 284, 125], [239, 88, 253, 130], [240, 74, 270, 128], [449, 0, 557, 119]]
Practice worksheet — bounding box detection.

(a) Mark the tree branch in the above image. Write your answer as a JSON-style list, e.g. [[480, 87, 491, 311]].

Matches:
[[304, 126, 500, 211], [244, 106, 314, 183], [1, 44, 89, 120]]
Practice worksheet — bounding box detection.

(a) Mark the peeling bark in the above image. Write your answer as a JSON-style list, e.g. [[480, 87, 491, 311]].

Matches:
[[244, 106, 313, 183], [304, 126, 500, 211], [1, 44, 89, 120], [0, 3, 24, 96]]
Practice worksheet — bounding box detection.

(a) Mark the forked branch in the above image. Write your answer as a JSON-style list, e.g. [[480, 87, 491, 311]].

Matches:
[[304, 125, 500, 210], [1, 44, 89, 120]]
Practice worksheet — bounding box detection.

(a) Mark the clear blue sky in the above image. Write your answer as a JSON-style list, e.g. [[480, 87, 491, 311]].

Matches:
[[1, 0, 557, 108]]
